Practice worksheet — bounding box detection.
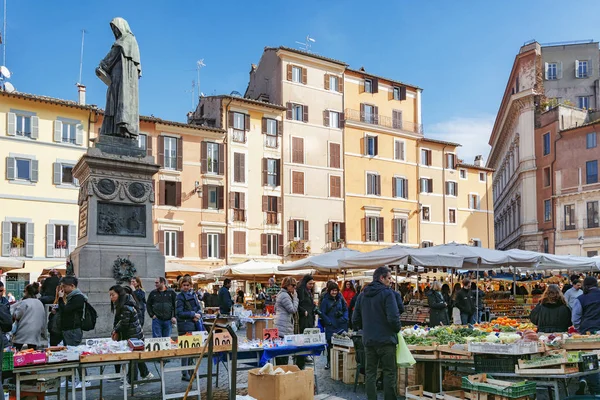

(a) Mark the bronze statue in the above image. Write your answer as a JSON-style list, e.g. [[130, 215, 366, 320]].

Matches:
[[96, 17, 142, 139]]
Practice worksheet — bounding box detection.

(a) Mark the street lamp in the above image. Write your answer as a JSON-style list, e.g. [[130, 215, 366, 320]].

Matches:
[[578, 236, 585, 256]]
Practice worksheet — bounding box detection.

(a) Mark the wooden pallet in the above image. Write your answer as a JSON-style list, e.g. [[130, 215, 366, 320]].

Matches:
[[405, 385, 437, 400], [408, 345, 439, 360], [515, 363, 580, 375]]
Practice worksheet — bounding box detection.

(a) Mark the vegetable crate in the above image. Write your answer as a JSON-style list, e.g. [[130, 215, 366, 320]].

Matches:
[[407, 345, 438, 360], [438, 344, 472, 361], [330, 348, 344, 381], [474, 354, 523, 374], [330, 348, 364, 384], [405, 385, 438, 400], [2, 351, 13, 371], [398, 362, 425, 389], [515, 349, 579, 374], [462, 374, 536, 399]]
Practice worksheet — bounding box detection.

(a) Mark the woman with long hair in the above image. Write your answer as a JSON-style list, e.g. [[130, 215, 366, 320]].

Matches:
[[109, 285, 153, 388], [529, 284, 572, 333], [176, 276, 203, 381], [13, 284, 46, 350], [341, 281, 356, 306], [427, 281, 449, 327], [130, 277, 146, 326], [450, 283, 462, 325], [296, 274, 315, 370]]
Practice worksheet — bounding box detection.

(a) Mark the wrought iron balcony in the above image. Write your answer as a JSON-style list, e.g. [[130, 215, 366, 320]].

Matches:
[[233, 209, 246, 222], [289, 240, 310, 255], [232, 129, 246, 143], [344, 108, 423, 134], [266, 212, 278, 225], [265, 135, 278, 148]]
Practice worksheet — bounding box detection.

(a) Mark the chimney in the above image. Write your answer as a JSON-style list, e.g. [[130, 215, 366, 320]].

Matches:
[[474, 155, 483, 167], [77, 84, 86, 105]]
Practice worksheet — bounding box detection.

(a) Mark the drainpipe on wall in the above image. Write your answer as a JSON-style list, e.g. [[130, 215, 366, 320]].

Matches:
[[224, 98, 233, 266], [550, 125, 560, 254], [280, 112, 285, 264], [442, 145, 448, 245], [416, 143, 421, 247], [486, 170, 490, 248]]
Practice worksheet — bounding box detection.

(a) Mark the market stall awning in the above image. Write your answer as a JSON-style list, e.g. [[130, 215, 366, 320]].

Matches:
[[278, 248, 361, 273], [0, 257, 25, 272], [426, 242, 539, 268], [505, 249, 598, 270], [217, 260, 315, 279], [338, 245, 465, 269], [165, 262, 216, 277]]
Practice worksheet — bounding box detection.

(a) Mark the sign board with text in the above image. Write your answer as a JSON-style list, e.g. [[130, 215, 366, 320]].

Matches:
[[144, 337, 172, 352], [178, 332, 209, 349], [263, 328, 279, 340]]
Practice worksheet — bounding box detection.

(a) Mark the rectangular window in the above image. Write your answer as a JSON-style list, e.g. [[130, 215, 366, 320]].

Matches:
[[207, 142, 219, 174], [292, 137, 304, 164], [472, 239, 482, 247], [543, 238, 549, 253], [164, 137, 178, 170], [60, 164, 74, 184], [587, 160, 598, 184], [446, 153, 456, 170], [446, 181, 457, 196], [469, 194, 480, 210], [267, 159, 279, 187], [448, 209, 456, 224], [164, 181, 177, 206], [207, 233, 219, 258], [292, 66, 302, 83], [420, 178, 433, 193], [233, 112, 245, 130], [394, 140, 405, 161], [422, 241, 433, 248], [366, 216, 378, 242], [207, 186, 218, 209], [544, 199, 552, 222], [587, 132, 597, 149], [329, 111, 340, 128], [16, 115, 32, 137], [577, 60, 589, 78], [329, 175, 341, 198], [233, 192, 243, 209], [62, 122, 77, 144], [266, 196, 278, 212], [16, 159, 31, 181], [564, 204, 576, 230], [292, 104, 303, 121], [421, 149, 431, 166], [331, 222, 342, 243], [460, 169, 467, 179], [393, 218, 407, 243], [329, 143, 341, 169], [393, 86, 401, 100], [293, 220, 305, 240], [579, 96, 590, 109], [422, 206, 431, 222], [366, 135, 377, 156], [137, 134, 147, 150], [366, 173, 380, 195], [363, 104, 375, 124], [394, 177, 408, 199], [54, 225, 70, 257], [543, 167, 551, 187], [479, 172, 486, 182], [10, 222, 26, 256], [546, 63, 557, 80], [588, 201, 599, 228], [292, 171, 304, 194], [233, 153, 245, 183], [266, 234, 278, 255], [329, 75, 339, 92], [364, 79, 373, 93], [543, 132, 551, 156], [164, 231, 177, 257], [588, 251, 598, 257], [266, 119, 277, 136]]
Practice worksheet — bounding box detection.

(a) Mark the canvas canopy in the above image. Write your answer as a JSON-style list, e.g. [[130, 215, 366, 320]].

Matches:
[[278, 248, 361, 273], [338, 245, 465, 269]]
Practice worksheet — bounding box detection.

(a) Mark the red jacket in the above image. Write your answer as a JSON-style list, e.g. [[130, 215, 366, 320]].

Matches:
[[342, 288, 356, 306]]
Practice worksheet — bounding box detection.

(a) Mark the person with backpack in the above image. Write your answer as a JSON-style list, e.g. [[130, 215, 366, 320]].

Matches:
[[176, 276, 203, 381]]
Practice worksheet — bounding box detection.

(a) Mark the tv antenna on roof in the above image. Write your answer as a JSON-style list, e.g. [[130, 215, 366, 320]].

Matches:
[[196, 59, 206, 107], [78, 29, 86, 84], [295, 35, 316, 52]]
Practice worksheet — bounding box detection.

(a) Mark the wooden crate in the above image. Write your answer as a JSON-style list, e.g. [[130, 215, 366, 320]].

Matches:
[[330, 348, 344, 381], [515, 363, 579, 375], [405, 385, 437, 400], [517, 350, 568, 370], [341, 351, 364, 385], [408, 345, 439, 360], [441, 390, 469, 400], [398, 362, 425, 391]]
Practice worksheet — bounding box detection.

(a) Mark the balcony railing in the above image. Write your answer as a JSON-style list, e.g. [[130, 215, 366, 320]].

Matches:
[[54, 248, 68, 258], [233, 209, 246, 222], [344, 108, 423, 134], [329, 241, 345, 250], [10, 247, 25, 257], [266, 212, 278, 225], [265, 135, 278, 148], [289, 240, 310, 255], [232, 129, 246, 143]]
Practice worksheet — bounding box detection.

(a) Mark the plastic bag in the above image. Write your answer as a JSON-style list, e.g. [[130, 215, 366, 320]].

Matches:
[[396, 332, 416, 367]]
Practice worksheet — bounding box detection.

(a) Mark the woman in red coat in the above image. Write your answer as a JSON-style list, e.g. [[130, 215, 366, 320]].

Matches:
[[341, 281, 356, 306]]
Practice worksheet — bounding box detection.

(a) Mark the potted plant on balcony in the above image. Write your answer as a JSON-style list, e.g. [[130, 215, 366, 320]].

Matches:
[[306, 245, 311, 253], [290, 241, 298, 253], [11, 237, 24, 248], [10, 237, 24, 257], [55, 240, 68, 257]]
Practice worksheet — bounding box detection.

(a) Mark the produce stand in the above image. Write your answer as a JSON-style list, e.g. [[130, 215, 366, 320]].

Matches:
[[13, 362, 78, 400]]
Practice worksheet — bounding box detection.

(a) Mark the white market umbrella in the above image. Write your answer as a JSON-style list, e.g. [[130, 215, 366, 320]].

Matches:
[[165, 262, 215, 277], [338, 245, 465, 269], [505, 249, 598, 270], [0, 257, 25, 272], [278, 248, 361, 274], [220, 260, 315, 278], [426, 242, 539, 269]]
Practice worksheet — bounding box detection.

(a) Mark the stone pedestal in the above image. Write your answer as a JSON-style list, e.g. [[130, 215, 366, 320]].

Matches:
[[71, 144, 164, 337]]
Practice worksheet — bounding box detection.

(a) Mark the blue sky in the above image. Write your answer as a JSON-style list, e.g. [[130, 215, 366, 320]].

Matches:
[[2, 0, 600, 161]]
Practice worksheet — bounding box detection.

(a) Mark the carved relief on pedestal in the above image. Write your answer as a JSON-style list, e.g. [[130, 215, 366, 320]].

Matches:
[[97, 202, 146, 237]]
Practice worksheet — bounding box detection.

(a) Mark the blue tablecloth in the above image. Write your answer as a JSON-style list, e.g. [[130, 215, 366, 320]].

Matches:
[[260, 344, 326, 366]]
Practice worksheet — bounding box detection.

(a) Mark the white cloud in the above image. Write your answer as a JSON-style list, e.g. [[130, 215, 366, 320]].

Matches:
[[427, 115, 495, 165]]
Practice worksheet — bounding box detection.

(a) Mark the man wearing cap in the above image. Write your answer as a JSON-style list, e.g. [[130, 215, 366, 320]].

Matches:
[[572, 276, 600, 395]]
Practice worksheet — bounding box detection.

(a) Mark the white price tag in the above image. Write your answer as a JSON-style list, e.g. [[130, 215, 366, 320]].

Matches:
[[144, 337, 172, 352]]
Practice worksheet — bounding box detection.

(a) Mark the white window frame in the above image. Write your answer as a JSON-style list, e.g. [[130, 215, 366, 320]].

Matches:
[[207, 233, 219, 259], [479, 172, 486, 182], [421, 205, 431, 222], [61, 163, 75, 185], [233, 112, 245, 130], [62, 122, 77, 144], [448, 208, 457, 224], [331, 222, 342, 243], [544, 199, 552, 222], [420, 177, 432, 194], [293, 220, 305, 241], [446, 152, 456, 170], [164, 136, 178, 170], [546, 62, 557, 80], [363, 104, 375, 124], [137, 134, 147, 150], [15, 158, 32, 181], [366, 172, 379, 195], [364, 79, 373, 93], [393, 218, 408, 243], [329, 75, 339, 92], [459, 168, 467, 180], [207, 186, 218, 209], [395, 176, 407, 199], [329, 111, 340, 128], [365, 134, 377, 157], [469, 193, 480, 210], [266, 119, 278, 136], [207, 142, 219, 174], [266, 234, 278, 255], [164, 231, 177, 257], [576, 60, 589, 78], [420, 148, 431, 166], [292, 104, 303, 121], [446, 181, 457, 197], [394, 139, 406, 161], [267, 159, 278, 187], [15, 114, 32, 137], [393, 86, 401, 100], [578, 96, 590, 110], [366, 216, 378, 242], [291, 66, 302, 83]]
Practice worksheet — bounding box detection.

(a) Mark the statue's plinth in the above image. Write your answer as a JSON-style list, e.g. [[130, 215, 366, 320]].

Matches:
[[94, 135, 147, 157], [70, 143, 164, 337]]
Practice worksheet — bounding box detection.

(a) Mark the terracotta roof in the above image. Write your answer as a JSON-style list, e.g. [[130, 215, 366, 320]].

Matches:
[[559, 118, 600, 134], [267, 46, 348, 66], [139, 115, 225, 133], [0, 90, 98, 111], [346, 68, 422, 91], [456, 162, 495, 172], [206, 94, 287, 111], [419, 137, 462, 147]]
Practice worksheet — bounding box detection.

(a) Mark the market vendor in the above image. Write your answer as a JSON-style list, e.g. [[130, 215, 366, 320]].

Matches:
[[529, 284, 571, 333], [218, 279, 234, 314], [426, 281, 449, 326]]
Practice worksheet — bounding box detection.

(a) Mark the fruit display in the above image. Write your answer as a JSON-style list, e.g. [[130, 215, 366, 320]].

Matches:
[[475, 318, 537, 332]]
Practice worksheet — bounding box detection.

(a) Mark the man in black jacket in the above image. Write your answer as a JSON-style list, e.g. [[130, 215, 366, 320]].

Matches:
[[353, 266, 401, 400], [147, 277, 177, 338], [40, 269, 61, 304], [218, 279, 233, 314], [455, 278, 475, 324]]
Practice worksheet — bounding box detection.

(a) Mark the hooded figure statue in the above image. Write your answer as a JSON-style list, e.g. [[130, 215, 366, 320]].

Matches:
[[96, 17, 142, 139]]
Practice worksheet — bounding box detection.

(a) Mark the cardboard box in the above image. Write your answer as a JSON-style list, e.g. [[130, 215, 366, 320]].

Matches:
[[13, 351, 46, 367], [46, 350, 79, 363], [21, 378, 59, 392], [248, 365, 314, 400]]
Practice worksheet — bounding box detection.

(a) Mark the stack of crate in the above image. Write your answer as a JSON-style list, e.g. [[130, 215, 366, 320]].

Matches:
[[329, 347, 364, 384], [398, 362, 425, 390]]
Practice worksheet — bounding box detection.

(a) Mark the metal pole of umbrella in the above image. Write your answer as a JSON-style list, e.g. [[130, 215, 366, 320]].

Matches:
[[513, 266, 517, 296]]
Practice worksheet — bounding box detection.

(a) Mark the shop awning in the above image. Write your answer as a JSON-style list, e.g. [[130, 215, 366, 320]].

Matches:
[[505, 249, 599, 270], [0, 257, 25, 272], [216, 259, 315, 280], [278, 248, 361, 273], [338, 245, 465, 269], [425, 242, 540, 268], [165, 262, 216, 277]]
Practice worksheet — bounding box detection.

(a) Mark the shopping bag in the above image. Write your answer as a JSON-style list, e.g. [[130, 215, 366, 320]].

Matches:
[[396, 332, 416, 367]]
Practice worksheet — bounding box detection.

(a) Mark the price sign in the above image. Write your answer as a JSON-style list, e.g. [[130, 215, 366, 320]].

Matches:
[[263, 328, 279, 340], [178, 333, 208, 349], [303, 328, 320, 335], [214, 331, 233, 349], [144, 337, 172, 352]]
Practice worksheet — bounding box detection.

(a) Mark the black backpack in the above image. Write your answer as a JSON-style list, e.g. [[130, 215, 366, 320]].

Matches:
[[81, 299, 98, 331]]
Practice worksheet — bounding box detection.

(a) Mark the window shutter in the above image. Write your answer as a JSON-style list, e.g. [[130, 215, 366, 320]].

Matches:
[[26, 222, 34, 257], [219, 233, 225, 258], [330, 143, 340, 169], [427, 150, 432, 166], [7, 112, 16, 136], [29, 116, 39, 139], [68, 226, 76, 255], [469, 195, 473, 209], [299, 138, 304, 163], [234, 153, 240, 182], [286, 64, 293, 81], [303, 220, 309, 240], [53, 120, 63, 142], [202, 185, 208, 209], [362, 218, 367, 241], [400, 86, 407, 100], [404, 179, 409, 199], [324, 74, 330, 90], [158, 181, 166, 205], [338, 78, 343, 93], [392, 219, 398, 243], [286, 103, 292, 120], [400, 142, 405, 160], [392, 177, 397, 197], [75, 123, 84, 145], [455, 183, 459, 196], [340, 223, 346, 241], [176, 182, 182, 206], [146, 135, 153, 157], [374, 136, 379, 156], [277, 235, 284, 256], [300, 172, 304, 194], [241, 232, 247, 254], [576, 60, 580, 78], [376, 174, 381, 195], [158, 230, 165, 254], [245, 114, 250, 131], [177, 231, 184, 258], [229, 192, 236, 209], [557, 62, 563, 79], [445, 181, 449, 195], [261, 234, 267, 255], [302, 105, 308, 123], [158, 136, 165, 167], [323, 110, 330, 127], [261, 118, 267, 134], [589, 59, 594, 78], [544, 62, 549, 80], [228, 111, 234, 127], [377, 217, 384, 242], [200, 141, 207, 174], [428, 178, 433, 193], [46, 224, 55, 258], [327, 222, 333, 242], [53, 162, 62, 185], [218, 186, 224, 209], [278, 120, 283, 136], [373, 106, 379, 124], [339, 112, 345, 128], [1, 221, 10, 256], [301, 67, 307, 85], [360, 103, 365, 122], [200, 233, 207, 258], [262, 158, 267, 185], [288, 220, 294, 241], [262, 195, 268, 212], [31, 160, 39, 183], [372, 78, 379, 93], [177, 138, 183, 171], [218, 143, 225, 175]]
